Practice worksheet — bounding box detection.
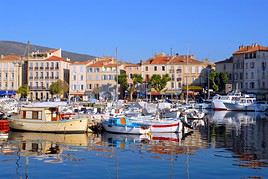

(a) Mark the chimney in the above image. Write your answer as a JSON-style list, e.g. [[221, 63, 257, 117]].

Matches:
[[239, 45, 244, 50]]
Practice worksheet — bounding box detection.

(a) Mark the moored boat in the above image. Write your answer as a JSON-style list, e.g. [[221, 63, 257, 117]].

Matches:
[[8, 103, 88, 133], [102, 117, 151, 134]]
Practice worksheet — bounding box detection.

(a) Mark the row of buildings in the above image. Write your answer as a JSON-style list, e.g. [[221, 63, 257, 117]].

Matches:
[[1, 43, 267, 101], [0, 49, 213, 101]]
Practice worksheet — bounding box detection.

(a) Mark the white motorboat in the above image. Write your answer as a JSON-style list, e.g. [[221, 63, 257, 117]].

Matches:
[[8, 102, 88, 133], [224, 97, 268, 112], [212, 91, 243, 110]]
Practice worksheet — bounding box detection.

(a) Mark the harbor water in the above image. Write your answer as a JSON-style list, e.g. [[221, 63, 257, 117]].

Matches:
[[0, 111, 268, 178]]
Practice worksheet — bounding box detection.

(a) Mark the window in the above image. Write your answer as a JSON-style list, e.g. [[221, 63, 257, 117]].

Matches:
[[73, 75, 76, 80], [251, 72, 254, 79], [171, 82, 174, 88], [89, 68, 93, 72], [56, 62, 59, 69], [146, 74, 149, 81], [162, 66, 165, 71], [240, 73, 243, 80], [250, 62, 255, 68], [250, 82, 255, 89], [11, 82, 14, 88], [245, 63, 248, 69], [81, 85, 84, 90], [95, 68, 100, 72], [145, 66, 148, 71], [262, 81, 265, 88], [32, 111, 39, 120], [36, 82, 38, 87], [81, 75, 83, 81], [245, 82, 248, 89], [89, 84, 92, 89], [12, 73, 14, 79], [154, 66, 157, 71], [192, 66, 195, 73], [245, 72, 248, 79], [5, 73, 8, 79]]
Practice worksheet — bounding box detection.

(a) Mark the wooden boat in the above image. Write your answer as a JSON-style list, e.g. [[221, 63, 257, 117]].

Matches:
[[8, 103, 88, 133], [102, 117, 151, 134]]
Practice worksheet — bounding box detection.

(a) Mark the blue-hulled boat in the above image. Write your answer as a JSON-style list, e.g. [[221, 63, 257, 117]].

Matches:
[[102, 117, 151, 134]]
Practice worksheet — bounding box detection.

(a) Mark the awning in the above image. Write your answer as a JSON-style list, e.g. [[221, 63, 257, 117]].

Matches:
[[0, 90, 16, 96]]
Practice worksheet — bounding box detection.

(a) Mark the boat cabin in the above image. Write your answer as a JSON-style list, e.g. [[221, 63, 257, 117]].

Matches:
[[20, 106, 62, 122]]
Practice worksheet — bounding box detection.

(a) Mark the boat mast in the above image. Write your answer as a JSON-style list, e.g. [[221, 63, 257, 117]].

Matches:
[[115, 48, 118, 103], [186, 52, 189, 104]]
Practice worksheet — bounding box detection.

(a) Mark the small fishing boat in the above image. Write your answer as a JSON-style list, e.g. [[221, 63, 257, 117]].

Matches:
[[102, 117, 151, 134], [8, 102, 88, 133]]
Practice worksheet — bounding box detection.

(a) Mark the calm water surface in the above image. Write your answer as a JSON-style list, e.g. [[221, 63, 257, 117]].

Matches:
[[0, 111, 268, 178]]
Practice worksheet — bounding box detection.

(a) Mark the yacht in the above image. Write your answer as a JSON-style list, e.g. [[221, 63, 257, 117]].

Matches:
[[212, 91, 243, 110], [224, 97, 268, 112]]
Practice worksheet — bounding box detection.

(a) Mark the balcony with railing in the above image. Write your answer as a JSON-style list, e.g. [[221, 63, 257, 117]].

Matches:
[[40, 67, 44, 70], [45, 76, 49, 79], [30, 86, 47, 90], [29, 67, 33, 70], [45, 67, 49, 70], [34, 77, 39, 80], [50, 67, 54, 70], [34, 67, 39, 70], [40, 76, 44, 79]]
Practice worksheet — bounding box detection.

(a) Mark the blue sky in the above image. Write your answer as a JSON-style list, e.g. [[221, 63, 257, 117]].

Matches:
[[0, 0, 267, 62]]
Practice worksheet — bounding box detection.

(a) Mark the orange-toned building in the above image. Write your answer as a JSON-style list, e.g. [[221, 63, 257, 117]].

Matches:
[[142, 53, 212, 95]]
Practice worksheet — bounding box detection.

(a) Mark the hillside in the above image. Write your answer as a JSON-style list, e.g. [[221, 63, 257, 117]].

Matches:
[[0, 41, 96, 61]]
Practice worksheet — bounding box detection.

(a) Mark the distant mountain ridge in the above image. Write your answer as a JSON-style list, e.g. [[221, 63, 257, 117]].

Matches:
[[0, 41, 96, 61]]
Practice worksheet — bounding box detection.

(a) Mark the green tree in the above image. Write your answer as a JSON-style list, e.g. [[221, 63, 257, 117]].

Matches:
[[209, 70, 229, 92], [129, 74, 143, 101], [49, 80, 69, 98], [218, 72, 228, 92], [17, 85, 30, 98], [149, 74, 171, 92], [116, 72, 128, 99]]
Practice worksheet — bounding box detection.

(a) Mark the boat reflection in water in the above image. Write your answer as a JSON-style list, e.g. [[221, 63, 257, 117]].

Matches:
[[0, 111, 267, 178], [206, 111, 268, 169]]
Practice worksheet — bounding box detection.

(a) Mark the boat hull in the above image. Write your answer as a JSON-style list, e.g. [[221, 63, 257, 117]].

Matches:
[[102, 123, 150, 134], [8, 118, 88, 133], [150, 122, 179, 133], [224, 103, 268, 112], [212, 100, 227, 110]]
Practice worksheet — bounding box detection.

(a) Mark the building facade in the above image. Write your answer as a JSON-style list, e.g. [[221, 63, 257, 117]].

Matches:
[[0, 55, 24, 97], [27, 49, 70, 100], [142, 53, 212, 94], [232, 44, 268, 99], [69, 61, 91, 100]]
